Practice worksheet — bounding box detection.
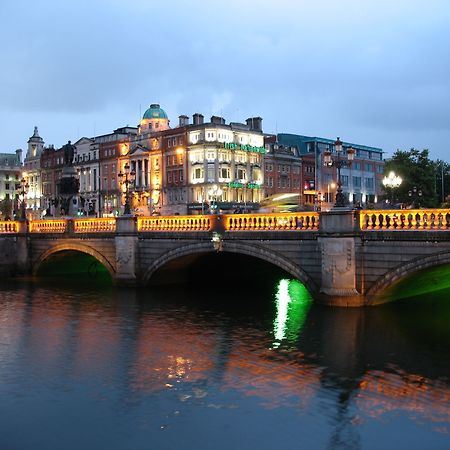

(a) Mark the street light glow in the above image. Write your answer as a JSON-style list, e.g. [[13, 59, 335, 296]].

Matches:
[[382, 171, 402, 188]]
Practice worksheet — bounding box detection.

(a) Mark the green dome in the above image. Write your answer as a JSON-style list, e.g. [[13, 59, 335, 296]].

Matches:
[[142, 104, 168, 120]]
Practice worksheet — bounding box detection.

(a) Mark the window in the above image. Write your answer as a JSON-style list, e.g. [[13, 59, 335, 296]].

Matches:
[[179, 169, 183, 182], [353, 162, 361, 170], [194, 167, 203, 180], [236, 168, 246, 181], [365, 163, 372, 171], [207, 164, 215, 182], [341, 176, 349, 187], [220, 167, 230, 179], [365, 178, 374, 189], [353, 176, 361, 188]]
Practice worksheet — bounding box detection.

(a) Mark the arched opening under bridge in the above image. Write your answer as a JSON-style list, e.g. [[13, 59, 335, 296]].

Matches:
[[35, 249, 113, 285], [370, 262, 450, 306], [145, 248, 316, 303]]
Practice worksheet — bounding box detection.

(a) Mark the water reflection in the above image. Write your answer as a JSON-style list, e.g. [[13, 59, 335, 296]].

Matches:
[[0, 279, 448, 450], [273, 279, 312, 347]]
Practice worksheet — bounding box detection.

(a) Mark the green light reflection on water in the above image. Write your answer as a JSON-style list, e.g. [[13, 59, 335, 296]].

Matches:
[[272, 279, 313, 348]]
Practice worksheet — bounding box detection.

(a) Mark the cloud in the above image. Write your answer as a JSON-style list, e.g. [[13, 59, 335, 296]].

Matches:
[[0, 0, 449, 160]]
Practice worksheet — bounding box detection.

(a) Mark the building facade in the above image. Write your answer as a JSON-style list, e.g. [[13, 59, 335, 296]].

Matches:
[[23, 127, 44, 217], [0, 149, 22, 219], [277, 134, 384, 208]]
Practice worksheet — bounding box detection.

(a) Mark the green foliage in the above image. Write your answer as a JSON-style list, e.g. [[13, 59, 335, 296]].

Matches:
[[383, 149, 449, 208], [0, 198, 13, 220]]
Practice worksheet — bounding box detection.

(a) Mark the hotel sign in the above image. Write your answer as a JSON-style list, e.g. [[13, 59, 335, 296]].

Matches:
[[228, 181, 262, 189], [223, 142, 266, 154]]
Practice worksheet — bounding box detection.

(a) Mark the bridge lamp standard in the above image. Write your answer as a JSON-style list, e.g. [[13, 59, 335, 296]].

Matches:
[[408, 186, 423, 209], [208, 185, 222, 214], [19, 176, 29, 221], [382, 171, 402, 205], [118, 163, 136, 216], [323, 138, 355, 208]]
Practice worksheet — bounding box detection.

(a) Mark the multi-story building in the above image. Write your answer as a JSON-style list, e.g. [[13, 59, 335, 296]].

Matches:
[[264, 135, 302, 198], [97, 127, 137, 216], [183, 114, 265, 215], [23, 127, 45, 217], [277, 134, 384, 208], [0, 149, 22, 219], [40, 144, 64, 215], [73, 137, 99, 215]]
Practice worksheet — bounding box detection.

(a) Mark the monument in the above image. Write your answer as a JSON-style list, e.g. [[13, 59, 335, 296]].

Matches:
[[57, 141, 80, 216]]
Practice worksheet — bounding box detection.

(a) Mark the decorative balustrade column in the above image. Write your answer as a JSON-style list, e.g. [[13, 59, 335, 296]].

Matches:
[[114, 216, 138, 286], [317, 209, 364, 306]]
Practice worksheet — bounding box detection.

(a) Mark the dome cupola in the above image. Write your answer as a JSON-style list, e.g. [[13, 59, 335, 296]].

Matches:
[[139, 103, 169, 133]]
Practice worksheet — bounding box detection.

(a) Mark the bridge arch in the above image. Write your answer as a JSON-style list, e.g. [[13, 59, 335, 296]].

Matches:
[[33, 242, 116, 277], [367, 250, 450, 304], [142, 241, 318, 295]]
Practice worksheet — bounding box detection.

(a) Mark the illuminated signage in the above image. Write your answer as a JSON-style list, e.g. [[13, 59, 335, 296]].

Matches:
[[223, 142, 266, 154], [228, 181, 262, 189]]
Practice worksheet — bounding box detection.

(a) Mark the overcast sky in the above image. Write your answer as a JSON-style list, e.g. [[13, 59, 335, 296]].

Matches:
[[1, 0, 449, 161]]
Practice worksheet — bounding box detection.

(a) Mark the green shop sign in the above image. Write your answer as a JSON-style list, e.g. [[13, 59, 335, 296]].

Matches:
[[223, 142, 266, 154], [228, 181, 262, 189]]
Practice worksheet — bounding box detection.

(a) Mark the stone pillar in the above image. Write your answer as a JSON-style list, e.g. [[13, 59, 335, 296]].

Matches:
[[114, 216, 138, 286], [15, 220, 30, 275], [317, 209, 364, 307]]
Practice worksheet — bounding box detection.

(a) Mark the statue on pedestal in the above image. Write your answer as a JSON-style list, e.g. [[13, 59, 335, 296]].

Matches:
[[57, 141, 79, 216]]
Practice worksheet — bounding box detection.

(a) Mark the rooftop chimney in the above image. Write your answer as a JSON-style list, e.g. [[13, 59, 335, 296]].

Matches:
[[211, 116, 226, 125], [246, 117, 263, 132], [193, 113, 204, 125], [179, 115, 189, 127]]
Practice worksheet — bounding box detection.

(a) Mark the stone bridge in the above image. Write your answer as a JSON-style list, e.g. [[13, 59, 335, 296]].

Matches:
[[0, 208, 449, 307]]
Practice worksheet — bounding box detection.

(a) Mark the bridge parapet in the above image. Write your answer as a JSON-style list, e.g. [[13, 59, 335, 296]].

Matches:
[[360, 209, 450, 231], [137, 215, 211, 231], [0, 221, 19, 233], [223, 212, 319, 231], [29, 219, 67, 233], [74, 218, 116, 233]]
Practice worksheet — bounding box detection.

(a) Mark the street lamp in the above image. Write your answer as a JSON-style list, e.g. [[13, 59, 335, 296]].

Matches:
[[323, 137, 355, 207], [19, 177, 29, 220], [408, 186, 423, 208], [382, 171, 402, 205], [118, 163, 136, 215], [208, 184, 223, 214]]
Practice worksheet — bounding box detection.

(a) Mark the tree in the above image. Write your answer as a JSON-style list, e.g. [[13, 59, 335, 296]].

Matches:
[[0, 197, 13, 220], [383, 149, 440, 208]]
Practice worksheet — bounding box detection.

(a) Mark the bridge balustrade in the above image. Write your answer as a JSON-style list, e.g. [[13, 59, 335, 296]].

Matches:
[[360, 209, 450, 231], [137, 215, 211, 231], [74, 218, 116, 233], [0, 221, 19, 233], [29, 219, 67, 233], [223, 212, 319, 231]]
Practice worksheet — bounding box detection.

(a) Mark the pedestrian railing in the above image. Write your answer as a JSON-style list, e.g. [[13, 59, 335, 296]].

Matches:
[[28, 220, 67, 233], [74, 218, 117, 233], [2, 209, 450, 234], [223, 212, 319, 231], [0, 221, 19, 233], [360, 209, 450, 230], [137, 215, 211, 231]]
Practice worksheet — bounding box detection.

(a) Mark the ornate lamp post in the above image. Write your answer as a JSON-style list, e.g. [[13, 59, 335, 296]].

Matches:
[[208, 185, 223, 214], [323, 138, 355, 207], [382, 171, 402, 205], [19, 177, 29, 220], [118, 163, 136, 215], [408, 186, 423, 208]]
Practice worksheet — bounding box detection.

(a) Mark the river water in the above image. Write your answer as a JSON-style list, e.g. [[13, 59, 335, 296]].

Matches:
[[0, 275, 449, 450]]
